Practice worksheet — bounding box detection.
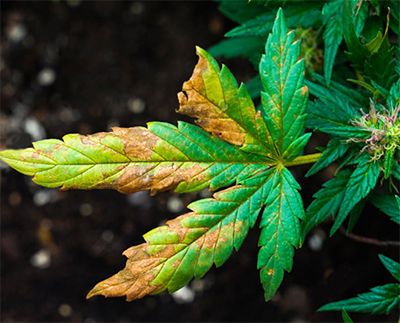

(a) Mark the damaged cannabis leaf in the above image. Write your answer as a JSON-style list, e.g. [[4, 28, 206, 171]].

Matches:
[[0, 9, 313, 302], [1, 1, 399, 316]]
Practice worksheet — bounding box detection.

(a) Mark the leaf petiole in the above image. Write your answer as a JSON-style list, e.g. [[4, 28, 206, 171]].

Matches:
[[283, 153, 322, 168]]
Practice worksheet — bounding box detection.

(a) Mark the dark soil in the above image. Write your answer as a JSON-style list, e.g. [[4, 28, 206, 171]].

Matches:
[[1, 1, 399, 322]]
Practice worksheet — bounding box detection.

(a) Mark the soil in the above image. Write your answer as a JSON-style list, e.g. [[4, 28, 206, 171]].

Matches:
[[1, 1, 399, 322]]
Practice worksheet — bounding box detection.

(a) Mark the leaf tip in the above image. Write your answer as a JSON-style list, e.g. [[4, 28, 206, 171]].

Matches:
[[195, 45, 207, 58], [86, 283, 104, 300], [276, 7, 284, 19], [0, 149, 13, 162]]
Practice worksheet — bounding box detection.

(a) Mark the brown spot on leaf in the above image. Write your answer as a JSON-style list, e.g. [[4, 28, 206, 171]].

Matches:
[[111, 127, 159, 160], [202, 229, 219, 249], [102, 162, 206, 195], [87, 185, 251, 302], [301, 86, 308, 96], [177, 51, 245, 146], [80, 136, 98, 146], [172, 259, 181, 268]]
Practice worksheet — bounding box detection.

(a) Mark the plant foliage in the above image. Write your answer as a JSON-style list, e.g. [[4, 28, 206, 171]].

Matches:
[[0, 0, 399, 318], [319, 255, 400, 315], [1, 10, 314, 302]]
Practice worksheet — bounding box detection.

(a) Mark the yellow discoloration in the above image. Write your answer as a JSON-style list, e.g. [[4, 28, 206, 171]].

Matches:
[[87, 205, 234, 301], [74, 126, 208, 194], [177, 51, 246, 146]]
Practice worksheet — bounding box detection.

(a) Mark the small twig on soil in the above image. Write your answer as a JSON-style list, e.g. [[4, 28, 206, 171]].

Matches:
[[339, 226, 400, 247]]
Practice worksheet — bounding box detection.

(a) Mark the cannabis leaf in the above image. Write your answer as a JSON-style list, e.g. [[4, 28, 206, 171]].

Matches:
[[259, 8, 310, 161], [321, 0, 368, 85], [321, 0, 344, 86], [0, 122, 270, 194], [258, 166, 305, 300], [369, 193, 400, 225], [320, 284, 400, 315], [330, 158, 380, 235], [0, 9, 311, 304], [88, 8, 311, 303], [379, 254, 400, 282], [301, 169, 352, 242], [256, 8, 309, 300], [177, 46, 276, 159], [305, 138, 348, 177], [87, 172, 270, 301], [319, 255, 400, 315]]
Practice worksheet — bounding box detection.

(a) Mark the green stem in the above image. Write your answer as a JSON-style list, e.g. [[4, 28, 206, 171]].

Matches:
[[283, 153, 322, 168]]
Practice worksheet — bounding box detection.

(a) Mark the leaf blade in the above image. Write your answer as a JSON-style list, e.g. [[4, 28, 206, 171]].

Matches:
[[369, 193, 400, 224], [258, 166, 305, 300], [379, 255, 400, 282], [306, 138, 349, 177], [319, 283, 400, 315], [0, 122, 270, 195], [259, 8, 309, 160], [322, 1, 344, 85], [87, 172, 272, 301], [177, 46, 276, 158], [330, 160, 381, 236], [301, 169, 352, 242]]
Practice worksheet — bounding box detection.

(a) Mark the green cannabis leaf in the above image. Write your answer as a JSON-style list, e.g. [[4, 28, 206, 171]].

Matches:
[[330, 158, 380, 235], [256, 8, 309, 300], [301, 169, 352, 242], [342, 309, 354, 323], [259, 8, 310, 161], [369, 193, 400, 224], [319, 255, 400, 315], [258, 166, 305, 300], [304, 73, 399, 236]]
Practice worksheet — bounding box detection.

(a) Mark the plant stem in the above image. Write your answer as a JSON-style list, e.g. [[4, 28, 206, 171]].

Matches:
[[339, 226, 400, 247], [283, 153, 322, 167]]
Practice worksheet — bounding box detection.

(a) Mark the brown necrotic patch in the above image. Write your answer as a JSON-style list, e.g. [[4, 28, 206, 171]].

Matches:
[[75, 126, 208, 194], [87, 206, 238, 302], [110, 127, 159, 160], [87, 244, 164, 301], [109, 162, 205, 195], [177, 53, 245, 146], [84, 127, 159, 160]]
